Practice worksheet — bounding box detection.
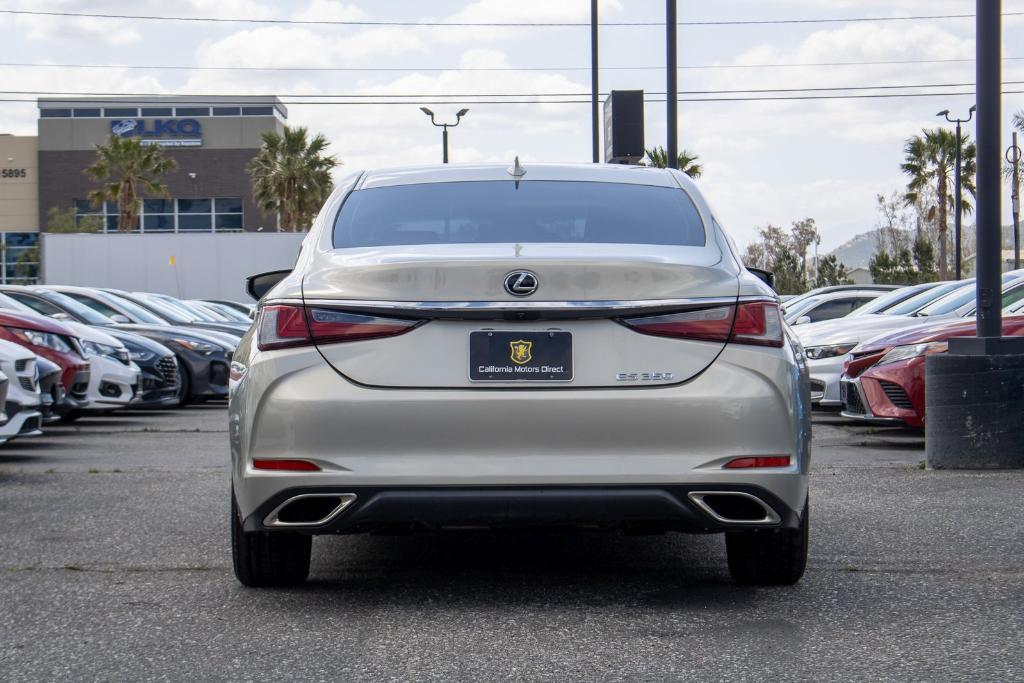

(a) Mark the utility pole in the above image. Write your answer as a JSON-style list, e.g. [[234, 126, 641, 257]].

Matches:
[[666, 0, 678, 169], [590, 0, 599, 163], [972, 0, 1002, 339], [1008, 132, 1021, 269], [925, 0, 1024, 471]]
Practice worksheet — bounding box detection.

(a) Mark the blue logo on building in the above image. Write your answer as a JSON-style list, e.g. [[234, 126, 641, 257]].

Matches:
[[110, 119, 202, 147]]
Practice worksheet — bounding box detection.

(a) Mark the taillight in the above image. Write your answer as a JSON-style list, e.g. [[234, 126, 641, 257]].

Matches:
[[723, 455, 791, 469], [257, 304, 419, 351], [253, 458, 321, 471], [621, 300, 783, 348]]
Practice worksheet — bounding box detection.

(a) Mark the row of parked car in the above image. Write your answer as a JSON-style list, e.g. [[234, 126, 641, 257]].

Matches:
[[784, 270, 1024, 430], [0, 286, 253, 444]]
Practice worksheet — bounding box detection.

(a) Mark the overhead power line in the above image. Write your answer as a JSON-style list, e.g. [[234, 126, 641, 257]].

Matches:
[[10, 82, 1024, 99], [8, 90, 1024, 107], [1, 57, 1021, 73], [1, 8, 1021, 27], [4, 91, 1018, 106]]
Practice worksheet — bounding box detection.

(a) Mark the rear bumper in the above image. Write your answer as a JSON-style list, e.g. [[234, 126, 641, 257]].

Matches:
[[231, 343, 811, 521], [239, 484, 805, 534]]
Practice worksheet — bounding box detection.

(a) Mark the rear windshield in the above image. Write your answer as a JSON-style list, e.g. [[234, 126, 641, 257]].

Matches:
[[332, 180, 706, 248]]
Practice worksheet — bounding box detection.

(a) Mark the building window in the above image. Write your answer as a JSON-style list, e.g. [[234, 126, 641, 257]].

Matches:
[[73, 198, 244, 233], [1, 232, 40, 284], [141, 107, 173, 116], [242, 106, 273, 116], [213, 107, 241, 116], [104, 107, 139, 117], [40, 109, 72, 118], [175, 107, 210, 117], [72, 108, 102, 118]]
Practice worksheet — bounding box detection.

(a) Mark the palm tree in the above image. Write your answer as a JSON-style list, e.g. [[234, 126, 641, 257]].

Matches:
[[248, 126, 338, 232], [901, 128, 976, 279], [643, 146, 703, 179], [84, 135, 177, 232]]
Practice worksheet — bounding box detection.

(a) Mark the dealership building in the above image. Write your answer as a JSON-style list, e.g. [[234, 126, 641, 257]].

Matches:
[[0, 96, 289, 284]]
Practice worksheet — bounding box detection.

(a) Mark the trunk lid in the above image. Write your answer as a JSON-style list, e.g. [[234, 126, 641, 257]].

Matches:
[[303, 244, 739, 389]]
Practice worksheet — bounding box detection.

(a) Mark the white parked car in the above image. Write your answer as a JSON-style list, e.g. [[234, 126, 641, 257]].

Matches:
[[0, 339, 43, 442], [0, 293, 140, 415]]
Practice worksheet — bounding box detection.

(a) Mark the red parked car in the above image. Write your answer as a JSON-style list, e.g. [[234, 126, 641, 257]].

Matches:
[[0, 310, 91, 406], [840, 315, 1024, 428]]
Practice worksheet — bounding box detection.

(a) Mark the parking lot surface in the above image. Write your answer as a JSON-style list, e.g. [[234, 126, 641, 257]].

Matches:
[[1, 408, 1022, 681]]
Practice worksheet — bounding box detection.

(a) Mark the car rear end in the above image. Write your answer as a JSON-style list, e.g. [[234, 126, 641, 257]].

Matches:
[[230, 164, 810, 586]]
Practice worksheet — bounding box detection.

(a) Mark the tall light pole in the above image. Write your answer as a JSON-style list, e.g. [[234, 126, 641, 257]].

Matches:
[[590, 0, 599, 163], [420, 107, 468, 164], [937, 106, 976, 280], [666, 0, 678, 169], [1008, 134, 1021, 269]]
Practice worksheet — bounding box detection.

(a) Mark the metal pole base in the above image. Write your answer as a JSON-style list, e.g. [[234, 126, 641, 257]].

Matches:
[[925, 352, 1024, 469]]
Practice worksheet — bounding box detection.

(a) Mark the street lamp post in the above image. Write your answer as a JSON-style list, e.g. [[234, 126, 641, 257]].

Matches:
[[420, 107, 469, 164], [937, 106, 975, 280]]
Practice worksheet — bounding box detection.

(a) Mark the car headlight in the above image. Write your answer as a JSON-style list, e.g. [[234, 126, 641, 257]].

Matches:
[[803, 343, 857, 360], [6, 327, 73, 353], [171, 337, 221, 355], [876, 341, 949, 366], [129, 349, 156, 362], [81, 340, 122, 360]]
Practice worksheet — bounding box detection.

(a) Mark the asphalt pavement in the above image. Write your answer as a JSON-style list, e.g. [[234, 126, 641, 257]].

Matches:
[[1, 406, 1022, 681]]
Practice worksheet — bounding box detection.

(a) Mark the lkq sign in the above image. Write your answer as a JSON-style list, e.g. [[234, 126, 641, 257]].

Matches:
[[110, 119, 202, 147]]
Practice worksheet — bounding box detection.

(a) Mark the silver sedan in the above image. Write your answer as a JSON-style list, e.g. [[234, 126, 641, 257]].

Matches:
[[229, 163, 811, 587]]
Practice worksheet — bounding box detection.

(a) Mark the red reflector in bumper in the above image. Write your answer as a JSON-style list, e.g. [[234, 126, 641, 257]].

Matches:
[[252, 459, 321, 472], [723, 456, 791, 469]]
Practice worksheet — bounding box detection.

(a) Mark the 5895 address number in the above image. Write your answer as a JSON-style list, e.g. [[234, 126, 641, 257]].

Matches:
[[1, 168, 27, 179]]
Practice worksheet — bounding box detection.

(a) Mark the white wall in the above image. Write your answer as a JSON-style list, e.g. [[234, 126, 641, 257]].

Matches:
[[42, 232, 306, 301]]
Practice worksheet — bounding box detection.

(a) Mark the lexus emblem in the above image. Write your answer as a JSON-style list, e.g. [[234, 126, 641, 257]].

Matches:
[[503, 270, 539, 297]]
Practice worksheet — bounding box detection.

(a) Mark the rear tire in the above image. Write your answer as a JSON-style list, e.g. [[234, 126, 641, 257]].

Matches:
[[726, 499, 808, 586], [231, 489, 311, 587]]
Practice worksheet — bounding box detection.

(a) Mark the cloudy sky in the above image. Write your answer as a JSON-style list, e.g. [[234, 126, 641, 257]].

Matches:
[[1, 0, 1021, 250]]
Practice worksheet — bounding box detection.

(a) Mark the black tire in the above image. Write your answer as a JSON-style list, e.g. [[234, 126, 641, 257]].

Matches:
[[174, 360, 191, 408], [726, 499, 808, 586], [231, 489, 311, 587]]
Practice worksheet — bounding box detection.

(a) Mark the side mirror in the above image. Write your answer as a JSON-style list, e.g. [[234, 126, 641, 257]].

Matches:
[[245, 269, 291, 301], [110, 314, 132, 324], [795, 315, 811, 325], [747, 267, 775, 290]]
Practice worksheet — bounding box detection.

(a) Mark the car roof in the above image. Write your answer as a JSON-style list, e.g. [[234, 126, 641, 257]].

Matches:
[[357, 163, 684, 190], [805, 290, 883, 303]]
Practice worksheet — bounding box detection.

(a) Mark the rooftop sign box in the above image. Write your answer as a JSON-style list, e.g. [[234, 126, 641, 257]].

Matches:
[[110, 119, 203, 147], [603, 90, 645, 164]]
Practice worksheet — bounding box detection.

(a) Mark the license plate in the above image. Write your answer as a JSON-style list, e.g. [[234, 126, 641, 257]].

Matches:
[[469, 331, 573, 382]]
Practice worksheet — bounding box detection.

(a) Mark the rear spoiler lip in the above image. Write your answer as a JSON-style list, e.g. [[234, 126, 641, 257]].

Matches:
[[265, 295, 773, 321]]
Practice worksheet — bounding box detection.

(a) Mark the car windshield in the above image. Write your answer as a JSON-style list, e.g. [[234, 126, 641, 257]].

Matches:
[[100, 292, 168, 324], [848, 284, 932, 317], [916, 283, 977, 316], [198, 301, 249, 322], [40, 290, 115, 325], [882, 281, 967, 316], [140, 294, 207, 323], [0, 292, 36, 314], [332, 180, 707, 248], [782, 296, 822, 322], [131, 295, 194, 324]]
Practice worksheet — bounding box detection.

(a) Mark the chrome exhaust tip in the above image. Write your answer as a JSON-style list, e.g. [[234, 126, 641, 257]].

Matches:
[[264, 493, 357, 527], [687, 491, 781, 525]]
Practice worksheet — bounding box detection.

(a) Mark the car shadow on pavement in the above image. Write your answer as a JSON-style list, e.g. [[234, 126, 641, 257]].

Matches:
[[277, 531, 768, 609]]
